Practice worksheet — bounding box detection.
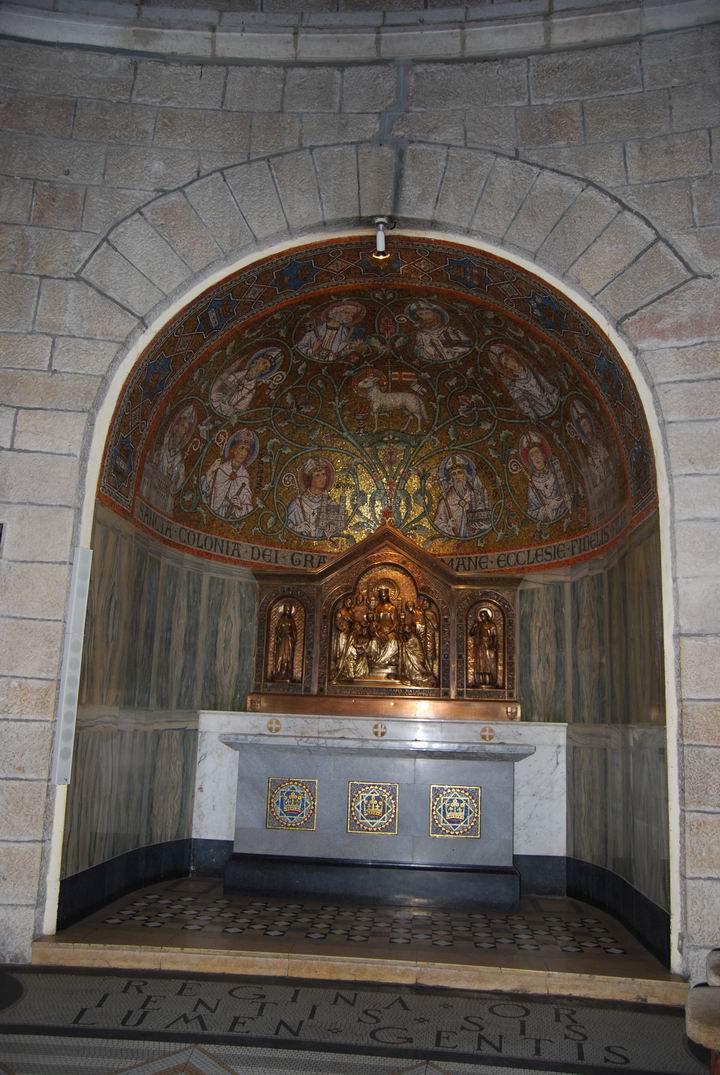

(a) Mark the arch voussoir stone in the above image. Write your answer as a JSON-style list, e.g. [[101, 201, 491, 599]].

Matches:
[[78, 142, 699, 384]]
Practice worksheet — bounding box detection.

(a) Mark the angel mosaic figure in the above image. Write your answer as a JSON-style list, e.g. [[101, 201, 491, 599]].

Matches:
[[201, 428, 258, 521], [297, 301, 366, 362], [519, 432, 573, 525], [488, 341, 559, 420], [287, 456, 346, 539], [210, 347, 282, 418], [148, 402, 197, 494], [405, 300, 471, 363], [434, 454, 492, 538]]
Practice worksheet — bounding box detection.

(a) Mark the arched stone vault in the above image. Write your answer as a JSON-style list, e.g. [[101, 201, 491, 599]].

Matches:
[[29, 139, 712, 979]]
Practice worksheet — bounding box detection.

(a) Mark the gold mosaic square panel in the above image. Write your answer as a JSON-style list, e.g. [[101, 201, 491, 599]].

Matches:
[[347, 781, 398, 835], [429, 784, 481, 838], [266, 777, 317, 831]]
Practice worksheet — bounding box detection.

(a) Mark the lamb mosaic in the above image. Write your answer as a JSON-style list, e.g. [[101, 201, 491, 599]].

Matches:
[[99, 238, 656, 574]]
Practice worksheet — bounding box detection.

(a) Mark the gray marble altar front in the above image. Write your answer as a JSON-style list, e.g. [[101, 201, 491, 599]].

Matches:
[[221, 732, 534, 869], [194, 712, 566, 862]]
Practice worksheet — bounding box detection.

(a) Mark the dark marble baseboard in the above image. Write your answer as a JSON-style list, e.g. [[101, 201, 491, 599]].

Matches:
[[192, 842, 569, 898], [225, 853, 521, 909], [567, 857, 670, 967], [191, 838, 233, 876], [515, 854, 567, 896], [58, 839, 191, 930]]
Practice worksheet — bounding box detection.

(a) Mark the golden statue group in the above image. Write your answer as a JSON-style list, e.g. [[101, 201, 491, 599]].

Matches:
[[331, 585, 439, 688]]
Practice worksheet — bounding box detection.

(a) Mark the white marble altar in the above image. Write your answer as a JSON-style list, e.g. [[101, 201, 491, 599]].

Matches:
[[193, 712, 567, 859]]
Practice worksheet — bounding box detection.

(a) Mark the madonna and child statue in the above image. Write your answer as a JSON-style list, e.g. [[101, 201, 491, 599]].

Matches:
[[332, 581, 439, 688]]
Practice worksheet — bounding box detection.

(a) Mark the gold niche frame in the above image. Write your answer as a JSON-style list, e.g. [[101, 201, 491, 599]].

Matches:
[[249, 525, 520, 722]]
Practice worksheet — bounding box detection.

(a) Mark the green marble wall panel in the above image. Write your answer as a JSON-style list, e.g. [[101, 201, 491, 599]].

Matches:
[[626, 526, 665, 726], [571, 572, 606, 725], [62, 711, 197, 877], [66, 506, 258, 878], [566, 515, 668, 911], [518, 583, 566, 722], [80, 507, 257, 713], [567, 724, 669, 910], [125, 550, 161, 709]]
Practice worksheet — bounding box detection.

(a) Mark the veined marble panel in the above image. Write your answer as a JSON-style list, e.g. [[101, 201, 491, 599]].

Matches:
[[625, 526, 665, 726], [62, 709, 198, 878], [80, 508, 258, 713], [518, 583, 566, 722], [194, 712, 566, 857], [567, 723, 669, 911], [571, 572, 606, 726]]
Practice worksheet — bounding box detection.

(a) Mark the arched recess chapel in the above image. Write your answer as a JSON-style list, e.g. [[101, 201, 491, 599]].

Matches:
[[61, 234, 669, 965]]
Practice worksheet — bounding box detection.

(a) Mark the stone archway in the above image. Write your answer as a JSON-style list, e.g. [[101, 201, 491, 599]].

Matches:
[[38, 142, 700, 974]]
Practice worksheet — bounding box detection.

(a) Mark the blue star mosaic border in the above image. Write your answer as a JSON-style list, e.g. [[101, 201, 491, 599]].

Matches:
[[347, 781, 399, 835], [266, 778, 317, 831], [430, 784, 482, 838]]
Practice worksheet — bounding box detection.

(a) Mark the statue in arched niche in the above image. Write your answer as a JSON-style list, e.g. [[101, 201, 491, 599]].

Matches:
[[469, 607, 499, 688], [266, 598, 304, 685]]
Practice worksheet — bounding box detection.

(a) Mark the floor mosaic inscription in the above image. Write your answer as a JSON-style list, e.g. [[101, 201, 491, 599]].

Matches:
[[0, 970, 704, 1074]]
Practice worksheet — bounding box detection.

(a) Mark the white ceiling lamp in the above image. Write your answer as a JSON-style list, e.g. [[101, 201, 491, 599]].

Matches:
[[371, 216, 395, 261]]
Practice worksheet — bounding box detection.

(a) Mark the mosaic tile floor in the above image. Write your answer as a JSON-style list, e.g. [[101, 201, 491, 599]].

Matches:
[[34, 878, 686, 1009], [99, 890, 630, 955]]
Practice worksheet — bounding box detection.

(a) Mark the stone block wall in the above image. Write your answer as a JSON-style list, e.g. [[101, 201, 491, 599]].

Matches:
[[0, 0, 718, 974]]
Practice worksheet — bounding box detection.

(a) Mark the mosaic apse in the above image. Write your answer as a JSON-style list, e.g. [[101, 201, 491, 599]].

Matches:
[[99, 238, 656, 573]]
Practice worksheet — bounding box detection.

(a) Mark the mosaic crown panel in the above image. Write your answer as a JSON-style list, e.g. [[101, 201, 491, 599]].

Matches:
[[347, 781, 399, 835], [266, 778, 318, 831], [99, 238, 656, 574]]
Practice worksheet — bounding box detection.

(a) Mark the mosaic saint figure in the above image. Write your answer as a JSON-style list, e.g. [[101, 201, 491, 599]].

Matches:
[[434, 454, 492, 538], [152, 402, 197, 493], [272, 602, 297, 682], [470, 607, 499, 688], [210, 347, 282, 418], [570, 399, 618, 523], [297, 301, 366, 362], [405, 300, 472, 363], [519, 432, 573, 525], [201, 428, 258, 520], [571, 399, 614, 488], [488, 342, 559, 420], [287, 457, 346, 539]]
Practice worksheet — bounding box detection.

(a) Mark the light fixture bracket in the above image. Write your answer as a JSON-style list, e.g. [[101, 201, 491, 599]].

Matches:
[[371, 216, 395, 261]]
